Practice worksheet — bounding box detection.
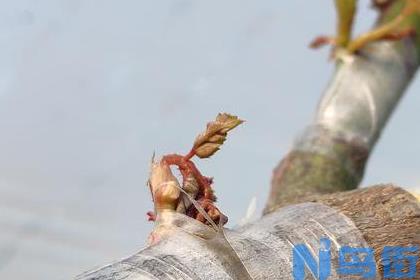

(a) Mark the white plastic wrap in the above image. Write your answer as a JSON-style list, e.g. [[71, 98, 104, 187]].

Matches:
[[314, 41, 418, 149], [77, 203, 377, 280]]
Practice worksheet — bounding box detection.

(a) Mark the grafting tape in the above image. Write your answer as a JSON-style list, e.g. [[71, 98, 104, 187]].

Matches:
[[77, 203, 377, 280]]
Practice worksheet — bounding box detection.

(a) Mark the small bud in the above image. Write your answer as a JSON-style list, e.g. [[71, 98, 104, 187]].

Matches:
[[149, 159, 181, 213]]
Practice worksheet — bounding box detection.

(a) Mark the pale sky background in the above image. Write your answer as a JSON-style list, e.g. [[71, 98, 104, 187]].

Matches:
[[0, 1, 419, 279]]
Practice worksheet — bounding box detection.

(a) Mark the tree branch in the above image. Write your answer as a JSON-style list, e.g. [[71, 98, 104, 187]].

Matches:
[[264, 0, 420, 213], [77, 185, 420, 279]]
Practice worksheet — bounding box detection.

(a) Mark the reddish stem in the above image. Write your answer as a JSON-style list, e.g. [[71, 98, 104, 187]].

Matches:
[[162, 154, 215, 201], [184, 149, 196, 161]]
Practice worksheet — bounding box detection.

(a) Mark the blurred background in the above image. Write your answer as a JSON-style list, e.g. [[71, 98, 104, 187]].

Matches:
[[0, 1, 419, 279]]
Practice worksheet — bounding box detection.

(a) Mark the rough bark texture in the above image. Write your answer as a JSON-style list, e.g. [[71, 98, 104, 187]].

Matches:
[[266, 184, 420, 278]]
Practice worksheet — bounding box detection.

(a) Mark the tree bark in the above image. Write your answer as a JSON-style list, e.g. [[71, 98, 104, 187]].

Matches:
[[278, 185, 420, 278]]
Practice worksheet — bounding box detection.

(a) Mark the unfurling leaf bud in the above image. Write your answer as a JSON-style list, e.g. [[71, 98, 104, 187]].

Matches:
[[192, 113, 244, 159]]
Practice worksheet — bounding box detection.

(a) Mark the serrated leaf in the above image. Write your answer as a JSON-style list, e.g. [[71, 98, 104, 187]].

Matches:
[[193, 113, 244, 158]]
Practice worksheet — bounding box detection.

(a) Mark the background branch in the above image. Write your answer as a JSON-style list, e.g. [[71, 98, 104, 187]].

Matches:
[[265, 0, 420, 213]]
